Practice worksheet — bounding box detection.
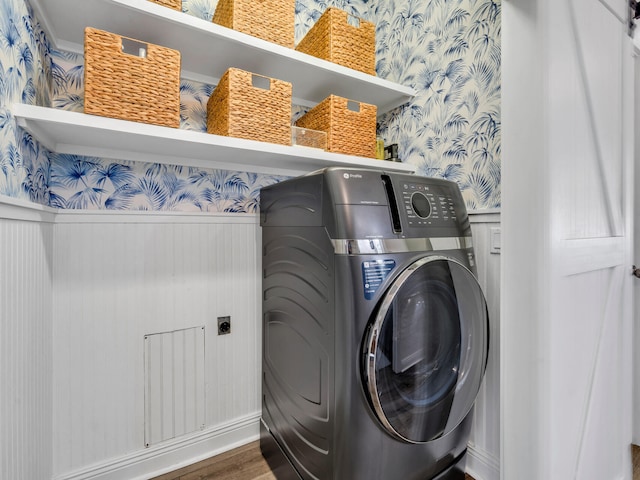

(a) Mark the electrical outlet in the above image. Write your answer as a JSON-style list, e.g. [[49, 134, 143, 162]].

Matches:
[[490, 227, 501, 254], [217, 316, 231, 335]]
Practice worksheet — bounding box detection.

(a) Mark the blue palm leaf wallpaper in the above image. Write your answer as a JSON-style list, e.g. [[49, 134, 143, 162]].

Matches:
[[0, 0, 501, 211], [0, 0, 50, 204], [376, 0, 501, 209]]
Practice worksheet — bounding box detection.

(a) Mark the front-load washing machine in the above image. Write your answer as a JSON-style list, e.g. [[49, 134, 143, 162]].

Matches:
[[259, 167, 489, 480]]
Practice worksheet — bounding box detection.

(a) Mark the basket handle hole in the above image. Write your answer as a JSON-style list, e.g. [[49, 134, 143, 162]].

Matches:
[[251, 75, 271, 90], [347, 100, 361, 112], [347, 15, 361, 28], [121, 38, 148, 58]]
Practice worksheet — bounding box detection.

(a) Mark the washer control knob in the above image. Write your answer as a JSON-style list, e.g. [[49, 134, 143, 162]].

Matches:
[[410, 192, 431, 219]]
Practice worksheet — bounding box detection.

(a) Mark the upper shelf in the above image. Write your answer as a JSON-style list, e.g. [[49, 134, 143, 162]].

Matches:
[[13, 104, 415, 177], [30, 0, 416, 113]]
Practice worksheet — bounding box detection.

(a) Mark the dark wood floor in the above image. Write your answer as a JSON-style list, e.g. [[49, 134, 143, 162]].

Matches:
[[152, 441, 275, 480], [152, 440, 475, 480], [153, 441, 640, 480]]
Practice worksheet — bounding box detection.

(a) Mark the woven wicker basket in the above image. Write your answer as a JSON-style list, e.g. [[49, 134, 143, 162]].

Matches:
[[212, 0, 295, 48], [207, 68, 292, 145], [295, 95, 376, 158], [84, 28, 180, 128], [295, 8, 375, 75], [148, 0, 181, 10]]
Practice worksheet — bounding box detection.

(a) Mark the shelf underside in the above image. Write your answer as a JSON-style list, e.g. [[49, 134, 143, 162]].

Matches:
[[13, 104, 415, 176]]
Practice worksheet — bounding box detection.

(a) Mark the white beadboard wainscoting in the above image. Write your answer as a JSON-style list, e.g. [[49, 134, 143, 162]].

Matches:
[[468, 211, 501, 480], [52, 209, 263, 480], [0, 197, 500, 480], [0, 198, 55, 480]]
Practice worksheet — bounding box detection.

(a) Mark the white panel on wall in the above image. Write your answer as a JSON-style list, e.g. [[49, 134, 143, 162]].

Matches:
[[144, 326, 206, 447], [0, 207, 54, 480], [467, 212, 501, 480], [52, 213, 262, 478]]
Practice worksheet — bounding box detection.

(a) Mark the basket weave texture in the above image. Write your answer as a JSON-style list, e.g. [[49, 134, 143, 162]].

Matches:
[[295, 95, 376, 158], [212, 0, 295, 48], [148, 0, 181, 10], [295, 8, 375, 75], [84, 28, 181, 128], [207, 68, 292, 145]]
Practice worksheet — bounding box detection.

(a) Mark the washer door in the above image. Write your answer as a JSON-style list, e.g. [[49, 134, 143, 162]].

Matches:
[[362, 256, 489, 444]]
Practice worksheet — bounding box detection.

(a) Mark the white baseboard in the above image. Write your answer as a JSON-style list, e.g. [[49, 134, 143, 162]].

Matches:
[[466, 443, 500, 480], [54, 413, 261, 480]]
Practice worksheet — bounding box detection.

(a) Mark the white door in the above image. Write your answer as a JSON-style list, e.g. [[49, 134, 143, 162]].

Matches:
[[502, 0, 634, 479], [634, 45, 640, 446]]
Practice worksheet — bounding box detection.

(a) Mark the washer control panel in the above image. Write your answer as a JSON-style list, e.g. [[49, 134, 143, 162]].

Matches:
[[400, 181, 458, 227]]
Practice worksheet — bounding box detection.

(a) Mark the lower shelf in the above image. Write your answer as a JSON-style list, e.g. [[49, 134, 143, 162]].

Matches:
[[12, 103, 414, 177]]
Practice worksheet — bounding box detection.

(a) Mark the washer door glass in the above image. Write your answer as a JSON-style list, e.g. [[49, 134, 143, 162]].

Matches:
[[363, 256, 489, 444]]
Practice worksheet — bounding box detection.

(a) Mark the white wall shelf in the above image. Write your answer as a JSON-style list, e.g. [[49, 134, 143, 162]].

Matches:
[[30, 0, 416, 113], [26, 0, 416, 175], [13, 104, 414, 176]]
